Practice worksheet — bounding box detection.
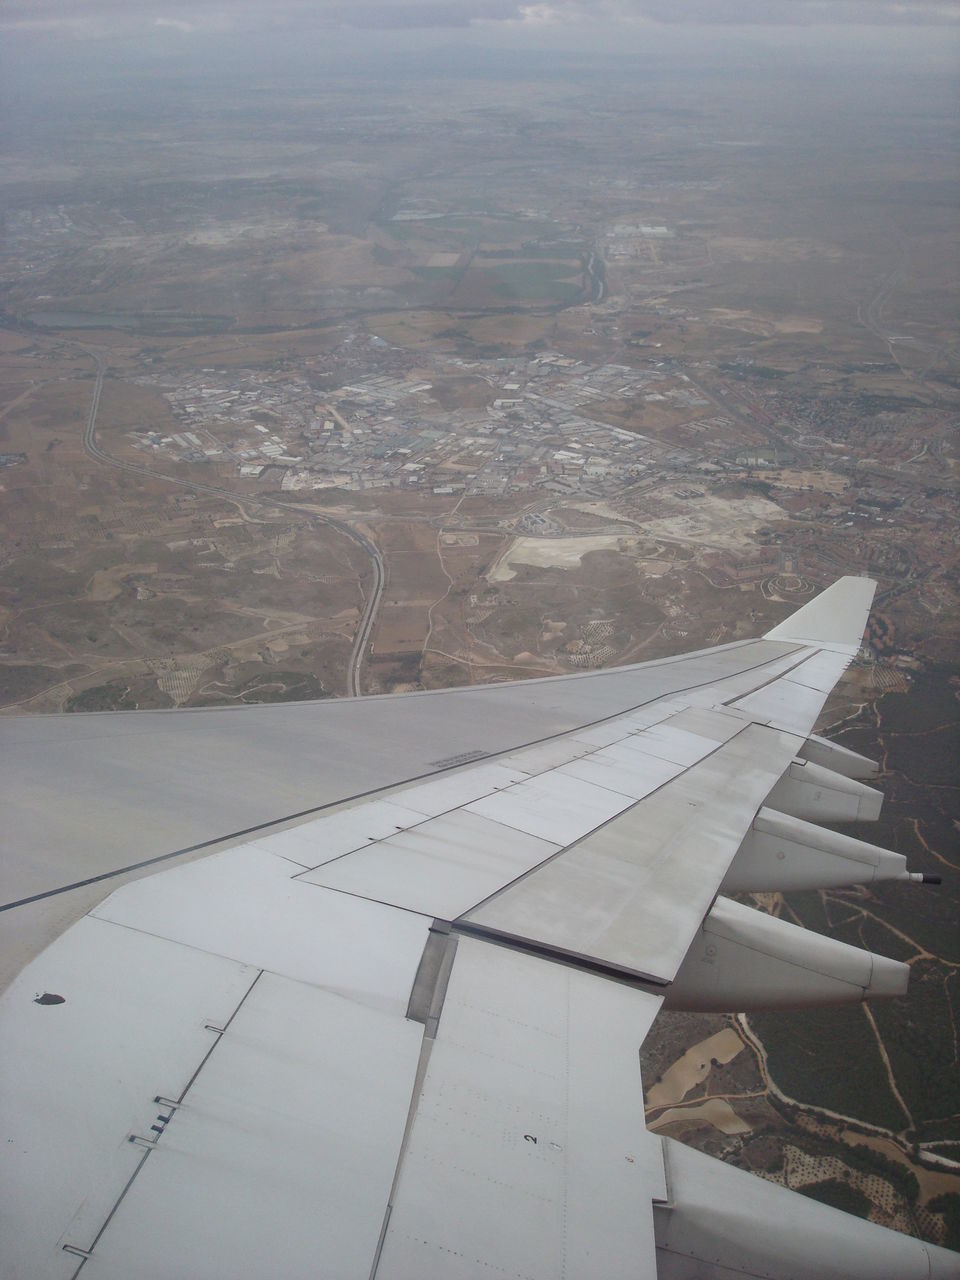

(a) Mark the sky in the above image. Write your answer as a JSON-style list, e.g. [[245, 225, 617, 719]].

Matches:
[[3, 0, 958, 37], [2, 0, 956, 109]]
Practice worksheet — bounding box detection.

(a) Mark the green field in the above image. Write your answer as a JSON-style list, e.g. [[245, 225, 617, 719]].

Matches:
[[383, 214, 562, 246], [750, 1003, 907, 1131], [487, 260, 583, 301], [477, 240, 585, 259], [413, 265, 461, 281]]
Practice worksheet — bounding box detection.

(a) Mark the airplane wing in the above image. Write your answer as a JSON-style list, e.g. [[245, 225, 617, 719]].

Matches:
[[1, 576, 956, 1279]]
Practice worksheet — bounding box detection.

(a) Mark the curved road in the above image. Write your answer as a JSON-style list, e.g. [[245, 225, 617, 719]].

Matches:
[[80, 348, 384, 697], [860, 268, 959, 385]]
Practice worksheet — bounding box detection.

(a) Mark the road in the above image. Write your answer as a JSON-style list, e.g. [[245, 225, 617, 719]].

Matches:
[[860, 268, 959, 385], [80, 348, 384, 697], [344, 532, 384, 697]]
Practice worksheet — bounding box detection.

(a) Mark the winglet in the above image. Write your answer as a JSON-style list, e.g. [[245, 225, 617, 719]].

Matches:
[[764, 576, 877, 649]]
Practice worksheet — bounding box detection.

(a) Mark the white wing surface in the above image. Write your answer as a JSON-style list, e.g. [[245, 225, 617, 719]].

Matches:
[[1, 577, 957, 1279]]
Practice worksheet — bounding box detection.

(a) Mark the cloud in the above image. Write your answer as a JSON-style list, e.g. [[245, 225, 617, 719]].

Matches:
[[153, 16, 195, 32], [515, 4, 563, 22]]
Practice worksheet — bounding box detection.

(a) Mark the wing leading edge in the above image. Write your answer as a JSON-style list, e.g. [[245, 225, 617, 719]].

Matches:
[[1, 576, 957, 1279]]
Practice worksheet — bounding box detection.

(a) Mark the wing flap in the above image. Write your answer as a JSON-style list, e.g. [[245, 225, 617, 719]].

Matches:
[[66, 972, 426, 1280], [462, 721, 804, 983], [375, 936, 665, 1280], [0, 919, 260, 1278]]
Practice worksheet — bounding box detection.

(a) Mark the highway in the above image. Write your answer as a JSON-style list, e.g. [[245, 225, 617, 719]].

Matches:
[[80, 348, 384, 697], [344, 528, 384, 697]]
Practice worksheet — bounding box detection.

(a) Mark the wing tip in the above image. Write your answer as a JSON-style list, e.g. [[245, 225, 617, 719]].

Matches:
[[763, 575, 877, 648]]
